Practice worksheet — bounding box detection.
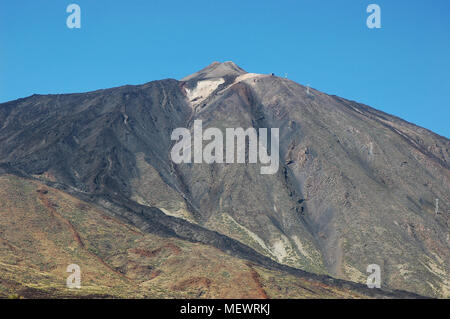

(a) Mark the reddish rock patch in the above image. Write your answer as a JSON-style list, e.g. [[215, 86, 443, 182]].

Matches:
[[171, 277, 212, 291]]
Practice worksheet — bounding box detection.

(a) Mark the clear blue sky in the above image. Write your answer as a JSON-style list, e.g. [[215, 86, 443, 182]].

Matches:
[[1, 0, 449, 137]]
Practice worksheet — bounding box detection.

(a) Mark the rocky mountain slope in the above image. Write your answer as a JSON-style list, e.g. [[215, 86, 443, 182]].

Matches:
[[0, 62, 448, 298], [0, 173, 419, 298]]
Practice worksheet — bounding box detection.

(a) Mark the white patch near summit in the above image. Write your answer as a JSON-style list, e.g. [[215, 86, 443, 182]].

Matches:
[[234, 73, 264, 84], [185, 78, 224, 106]]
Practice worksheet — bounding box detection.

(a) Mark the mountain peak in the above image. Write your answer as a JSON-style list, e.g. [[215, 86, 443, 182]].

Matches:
[[181, 61, 247, 81]]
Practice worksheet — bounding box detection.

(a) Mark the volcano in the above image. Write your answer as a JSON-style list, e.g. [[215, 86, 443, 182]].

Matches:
[[0, 62, 448, 298]]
